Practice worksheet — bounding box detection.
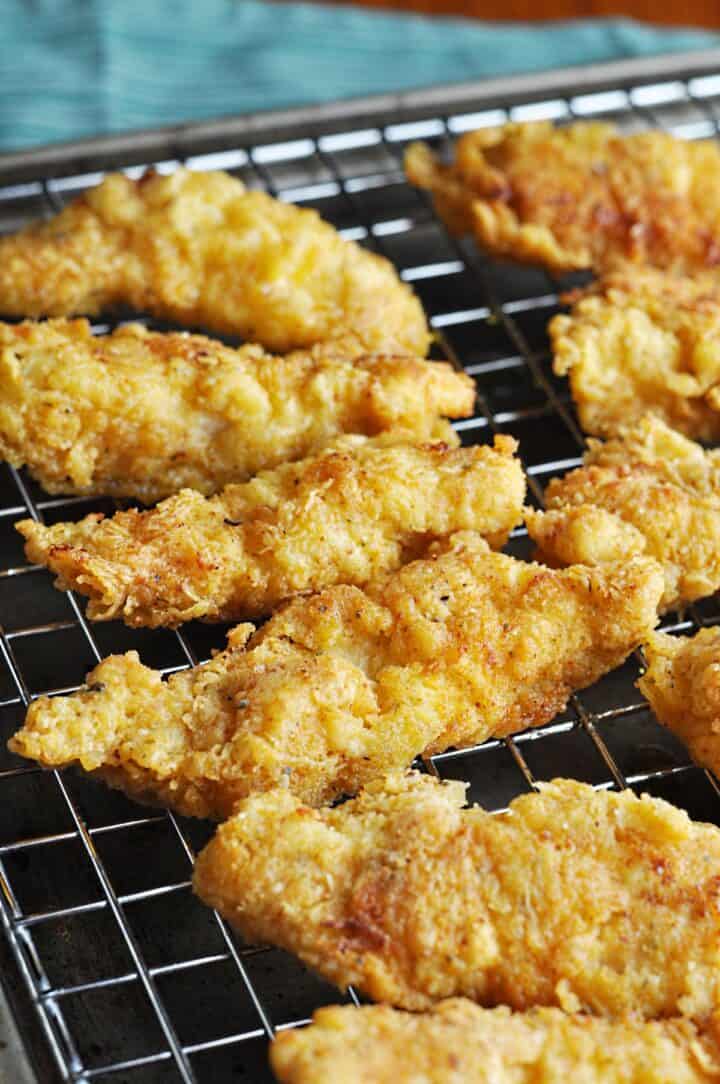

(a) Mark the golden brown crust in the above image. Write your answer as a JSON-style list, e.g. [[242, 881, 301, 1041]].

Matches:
[[0, 168, 429, 354], [526, 415, 720, 613], [9, 533, 661, 817], [195, 774, 720, 1017], [552, 266, 720, 440], [17, 435, 524, 627], [640, 629, 720, 781], [0, 318, 472, 502], [270, 1001, 720, 1084], [405, 121, 720, 273]]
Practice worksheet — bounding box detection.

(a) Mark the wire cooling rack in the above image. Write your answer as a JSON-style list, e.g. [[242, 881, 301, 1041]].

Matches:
[[4, 51, 720, 1084]]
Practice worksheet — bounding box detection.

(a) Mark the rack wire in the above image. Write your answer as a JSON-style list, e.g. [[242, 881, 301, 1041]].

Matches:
[[3, 52, 720, 1084]]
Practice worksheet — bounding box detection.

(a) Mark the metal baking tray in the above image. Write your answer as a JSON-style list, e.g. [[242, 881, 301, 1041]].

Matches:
[[3, 49, 720, 1084]]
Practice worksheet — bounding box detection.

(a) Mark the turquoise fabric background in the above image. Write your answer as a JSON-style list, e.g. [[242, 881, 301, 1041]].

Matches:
[[2, 0, 720, 151]]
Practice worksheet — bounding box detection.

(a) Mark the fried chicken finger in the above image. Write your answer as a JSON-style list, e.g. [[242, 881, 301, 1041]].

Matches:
[[639, 628, 720, 782], [9, 531, 662, 818], [0, 168, 429, 354], [18, 435, 525, 627], [0, 318, 473, 503], [194, 773, 720, 1018], [525, 415, 720, 613], [551, 265, 720, 441], [271, 1001, 720, 1084], [405, 121, 720, 273]]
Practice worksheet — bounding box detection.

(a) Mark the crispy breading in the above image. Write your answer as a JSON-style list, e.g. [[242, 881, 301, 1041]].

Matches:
[[8, 533, 662, 818], [270, 1001, 720, 1084], [526, 415, 720, 613], [17, 435, 524, 627], [0, 168, 429, 354], [405, 121, 720, 273], [552, 266, 720, 440], [194, 773, 720, 1017], [639, 628, 720, 780], [0, 318, 472, 503]]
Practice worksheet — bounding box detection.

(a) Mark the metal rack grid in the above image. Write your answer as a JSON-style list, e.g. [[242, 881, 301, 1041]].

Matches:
[[3, 51, 720, 1084]]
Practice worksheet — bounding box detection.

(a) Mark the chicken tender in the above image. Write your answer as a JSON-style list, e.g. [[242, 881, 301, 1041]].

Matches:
[[552, 266, 720, 440], [194, 773, 720, 1017], [8, 532, 662, 818], [0, 318, 472, 503], [639, 628, 720, 781], [0, 168, 429, 354], [526, 415, 720, 613], [405, 121, 720, 273], [17, 435, 524, 627], [270, 1001, 720, 1084]]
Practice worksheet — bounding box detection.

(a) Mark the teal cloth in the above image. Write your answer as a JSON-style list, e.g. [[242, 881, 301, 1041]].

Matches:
[[2, 0, 720, 151]]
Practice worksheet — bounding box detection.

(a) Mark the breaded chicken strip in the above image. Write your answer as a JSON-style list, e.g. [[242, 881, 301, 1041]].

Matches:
[[526, 415, 720, 613], [0, 319, 472, 503], [8, 532, 662, 818], [0, 168, 429, 354], [639, 629, 720, 780], [194, 773, 720, 1017], [552, 266, 720, 440], [17, 435, 524, 627], [270, 1001, 720, 1084], [405, 121, 720, 273]]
